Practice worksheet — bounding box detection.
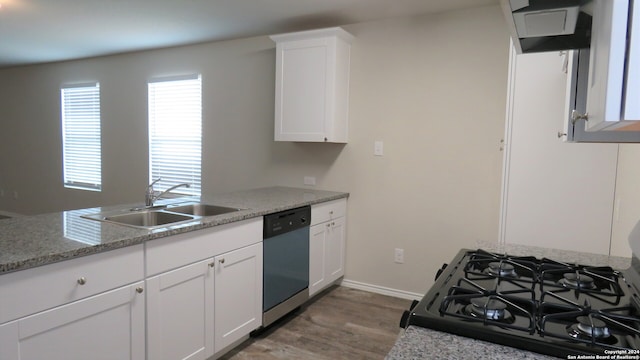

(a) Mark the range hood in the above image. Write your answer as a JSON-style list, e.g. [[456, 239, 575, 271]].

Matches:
[[500, 0, 594, 53]]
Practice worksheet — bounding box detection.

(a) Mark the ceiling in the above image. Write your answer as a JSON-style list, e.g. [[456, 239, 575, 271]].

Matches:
[[0, 0, 498, 68]]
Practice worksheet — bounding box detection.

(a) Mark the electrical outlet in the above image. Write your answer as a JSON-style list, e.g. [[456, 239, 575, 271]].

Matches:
[[304, 176, 316, 186], [394, 248, 404, 264]]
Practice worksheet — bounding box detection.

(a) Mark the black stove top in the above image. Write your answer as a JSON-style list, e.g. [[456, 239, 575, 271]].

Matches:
[[402, 249, 640, 358]]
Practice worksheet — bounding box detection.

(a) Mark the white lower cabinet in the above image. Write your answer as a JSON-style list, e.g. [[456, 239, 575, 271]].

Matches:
[[147, 260, 214, 360], [309, 199, 347, 297], [144, 218, 264, 359], [213, 243, 262, 354], [0, 281, 145, 360], [309, 223, 329, 296], [146, 243, 262, 360], [325, 216, 345, 282]]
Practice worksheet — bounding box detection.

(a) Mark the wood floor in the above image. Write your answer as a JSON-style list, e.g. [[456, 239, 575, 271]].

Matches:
[[219, 286, 411, 360]]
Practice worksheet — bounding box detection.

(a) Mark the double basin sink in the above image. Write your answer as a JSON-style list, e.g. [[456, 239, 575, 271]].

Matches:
[[82, 202, 244, 230]]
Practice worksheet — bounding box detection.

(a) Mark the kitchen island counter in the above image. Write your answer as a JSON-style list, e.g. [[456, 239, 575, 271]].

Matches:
[[386, 325, 556, 359], [385, 242, 632, 359], [0, 186, 348, 274]]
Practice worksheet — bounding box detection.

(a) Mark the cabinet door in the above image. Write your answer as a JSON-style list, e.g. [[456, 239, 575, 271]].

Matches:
[[309, 216, 346, 297], [309, 223, 328, 297], [0, 282, 145, 360], [563, 50, 640, 142], [275, 37, 334, 142], [326, 216, 346, 282], [147, 259, 214, 360], [623, 0, 640, 121], [214, 243, 262, 353], [585, 0, 629, 130]]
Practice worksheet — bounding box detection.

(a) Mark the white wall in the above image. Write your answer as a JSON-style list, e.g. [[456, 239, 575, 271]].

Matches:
[[0, 5, 509, 294], [0, 36, 277, 213]]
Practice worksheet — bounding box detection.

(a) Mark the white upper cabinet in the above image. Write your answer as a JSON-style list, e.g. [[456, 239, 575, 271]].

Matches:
[[585, 0, 630, 130], [581, 0, 640, 132], [623, 0, 640, 122], [503, 0, 640, 141], [562, 0, 640, 142], [271, 27, 353, 143], [563, 49, 640, 142]]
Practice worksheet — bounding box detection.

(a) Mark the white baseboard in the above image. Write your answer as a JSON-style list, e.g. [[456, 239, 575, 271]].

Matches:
[[339, 279, 423, 301]]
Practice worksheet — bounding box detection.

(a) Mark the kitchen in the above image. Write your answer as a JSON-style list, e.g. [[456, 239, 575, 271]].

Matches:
[[0, 0, 639, 359]]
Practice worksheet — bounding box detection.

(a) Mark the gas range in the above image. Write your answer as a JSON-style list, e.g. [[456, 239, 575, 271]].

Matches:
[[401, 249, 640, 358]]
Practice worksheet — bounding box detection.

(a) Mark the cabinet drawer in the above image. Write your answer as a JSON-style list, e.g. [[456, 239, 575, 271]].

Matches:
[[311, 198, 347, 226], [0, 245, 143, 324], [146, 218, 263, 276]]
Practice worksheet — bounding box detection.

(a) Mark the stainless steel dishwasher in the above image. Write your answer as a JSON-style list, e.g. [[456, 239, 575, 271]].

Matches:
[[262, 206, 310, 327]]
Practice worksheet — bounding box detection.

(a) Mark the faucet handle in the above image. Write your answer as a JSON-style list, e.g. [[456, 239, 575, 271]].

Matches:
[[145, 178, 162, 207], [147, 178, 162, 193]]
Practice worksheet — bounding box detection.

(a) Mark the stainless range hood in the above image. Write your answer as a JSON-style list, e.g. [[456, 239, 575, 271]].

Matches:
[[500, 0, 594, 53]]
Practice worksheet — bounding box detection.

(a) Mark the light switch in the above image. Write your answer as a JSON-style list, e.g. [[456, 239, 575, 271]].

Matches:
[[374, 141, 384, 156]]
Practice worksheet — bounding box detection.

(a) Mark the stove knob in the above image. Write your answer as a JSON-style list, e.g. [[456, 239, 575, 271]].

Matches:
[[398, 300, 420, 328], [435, 263, 448, 281], [399, 310, 412, 328]]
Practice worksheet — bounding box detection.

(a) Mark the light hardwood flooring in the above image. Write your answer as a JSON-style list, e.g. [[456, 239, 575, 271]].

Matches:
[[219, 286, 411, 360]]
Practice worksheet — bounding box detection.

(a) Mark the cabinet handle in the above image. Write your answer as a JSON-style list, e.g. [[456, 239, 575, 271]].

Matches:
[[557, 131, 567, 139], [77, 277, 87, 285], [136, 287, 144, 294], [326, 223, 331, 228], [219, 258, 225, 264], [209, 262, 215, 268], [571, 110, 589, 124], [331, 221, 335, 226]]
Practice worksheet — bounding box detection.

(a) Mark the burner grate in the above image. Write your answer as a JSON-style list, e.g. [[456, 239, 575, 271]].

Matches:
[[540, 305, 640, 349], [540, 265, 626, 308], [404, 249, 640, 357], [439, 277, 536, 334], [464, 250, 538, 284]]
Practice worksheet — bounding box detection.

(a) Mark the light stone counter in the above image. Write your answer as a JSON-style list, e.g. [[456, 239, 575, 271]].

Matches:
[[0, 186, 348, 274], [385, 242, 632, 360], [476, 241, 632, 270], [386, 326, 557, 360]]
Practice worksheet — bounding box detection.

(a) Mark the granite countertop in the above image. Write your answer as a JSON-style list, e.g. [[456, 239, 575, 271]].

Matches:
[[386, 326, 557, 360], [385, 242, 633, 360], [0, 186, 348, 274]]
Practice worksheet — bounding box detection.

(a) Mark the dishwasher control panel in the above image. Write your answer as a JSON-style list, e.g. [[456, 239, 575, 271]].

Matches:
[[263, 206, 311, 238]]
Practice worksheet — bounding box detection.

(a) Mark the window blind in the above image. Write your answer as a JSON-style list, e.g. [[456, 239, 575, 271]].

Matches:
[[61, 83, 102, 191], [148, 75, 202, 196], [64, 210, 102, 245]]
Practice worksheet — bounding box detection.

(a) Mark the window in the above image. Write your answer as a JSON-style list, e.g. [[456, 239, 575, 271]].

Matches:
[[61, 83, 101, 191], [148, 75, 202, 196]]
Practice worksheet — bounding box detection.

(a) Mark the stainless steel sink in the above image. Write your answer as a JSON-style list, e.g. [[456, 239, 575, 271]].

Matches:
[[166, 204, 241, 217], [103, 211, 195, 228], [81, 202, 245, 230]]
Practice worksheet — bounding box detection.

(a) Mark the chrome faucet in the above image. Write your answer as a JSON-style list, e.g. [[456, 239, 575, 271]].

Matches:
[[145, 178, 191, 207]]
